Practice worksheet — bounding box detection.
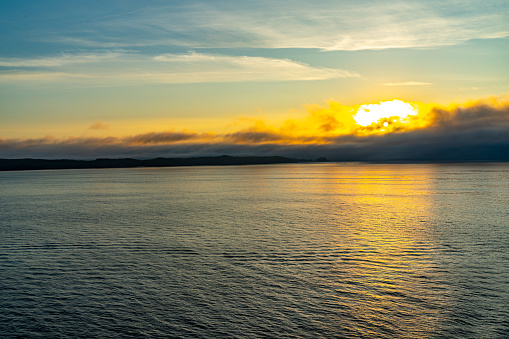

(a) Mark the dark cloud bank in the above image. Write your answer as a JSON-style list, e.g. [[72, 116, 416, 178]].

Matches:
[[1, 101, 509, 163]]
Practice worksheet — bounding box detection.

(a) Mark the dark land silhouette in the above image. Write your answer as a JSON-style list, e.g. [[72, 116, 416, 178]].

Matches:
[[0, 155, 309, 171]]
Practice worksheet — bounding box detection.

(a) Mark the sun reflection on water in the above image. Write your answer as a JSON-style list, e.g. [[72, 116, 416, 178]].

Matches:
[[300, 164, 446, 337], [2, 164, 507, 337]]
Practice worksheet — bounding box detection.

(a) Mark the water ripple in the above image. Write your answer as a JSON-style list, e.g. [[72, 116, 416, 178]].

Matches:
[[1, 163, 508, 338]]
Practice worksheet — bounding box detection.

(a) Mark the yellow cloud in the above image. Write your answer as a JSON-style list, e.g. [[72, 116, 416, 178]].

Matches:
[[228, 99, 438, 143], [2, 94, 508, 160]]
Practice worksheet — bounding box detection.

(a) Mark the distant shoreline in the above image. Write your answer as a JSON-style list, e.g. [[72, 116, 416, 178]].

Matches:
[[0, 155, 310, 172], [2, 156, 507, 172]]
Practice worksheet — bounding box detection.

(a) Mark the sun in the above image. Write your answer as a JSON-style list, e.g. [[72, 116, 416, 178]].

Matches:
[[353, 99, 418, 126]]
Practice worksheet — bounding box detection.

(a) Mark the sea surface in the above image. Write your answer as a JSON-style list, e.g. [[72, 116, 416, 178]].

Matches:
[[1, 163, 508, 338]]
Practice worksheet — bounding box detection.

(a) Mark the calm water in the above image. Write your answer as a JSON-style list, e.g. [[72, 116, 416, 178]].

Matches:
[[1, 163, 508, 338]]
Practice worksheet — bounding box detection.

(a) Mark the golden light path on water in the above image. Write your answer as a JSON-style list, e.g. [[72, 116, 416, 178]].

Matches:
[[290, 164, 441, 336], [236, 163, 447, 336]]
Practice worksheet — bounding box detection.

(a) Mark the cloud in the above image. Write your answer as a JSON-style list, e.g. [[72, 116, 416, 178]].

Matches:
[[0, 51, 358, 84], [427, 98, 509, 131], [2, 95, 509, 162], [144, 52, 359, 82], [124, 131, 218, 145], [0, 72, 92, 82], [383, 82, 432, 86], [458, 87, 482, 91], [0, 52, 122, 67], [39, 1, 509, 51], [224, 131, 284, 144], [89, 122, 109, 130]]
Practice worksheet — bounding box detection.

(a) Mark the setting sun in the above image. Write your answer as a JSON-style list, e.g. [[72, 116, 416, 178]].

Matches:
[[1, 1, 509, 338], [354, 100, 418, 126]]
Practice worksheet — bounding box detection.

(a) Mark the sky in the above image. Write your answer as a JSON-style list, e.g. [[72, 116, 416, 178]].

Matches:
[[1, 0, 508, 161]]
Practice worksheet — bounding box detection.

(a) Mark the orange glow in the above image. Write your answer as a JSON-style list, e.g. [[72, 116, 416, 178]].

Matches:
[[231, 99, 437, 143], [4, 95, 507, 148]]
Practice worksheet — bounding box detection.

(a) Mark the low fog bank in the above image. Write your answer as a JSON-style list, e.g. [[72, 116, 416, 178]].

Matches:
[[2, 98, 509, 162]]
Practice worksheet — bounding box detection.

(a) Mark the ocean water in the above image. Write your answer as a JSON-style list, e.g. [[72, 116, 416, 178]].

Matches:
[[1, 163, 508, 338]]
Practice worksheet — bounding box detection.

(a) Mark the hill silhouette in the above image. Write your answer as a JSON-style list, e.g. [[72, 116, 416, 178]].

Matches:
[[0, 155, 307, 171]]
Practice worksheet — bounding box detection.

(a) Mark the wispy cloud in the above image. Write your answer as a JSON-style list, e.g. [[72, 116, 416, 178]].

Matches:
[[458, 87, 482, 91], [383, 82, 432, 86], [150, 52, 359, 82], [0, 51, 359, 84], [0, 52, 122, 67], [0, 72, 92, 81], [45, 1, 508, 51]]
